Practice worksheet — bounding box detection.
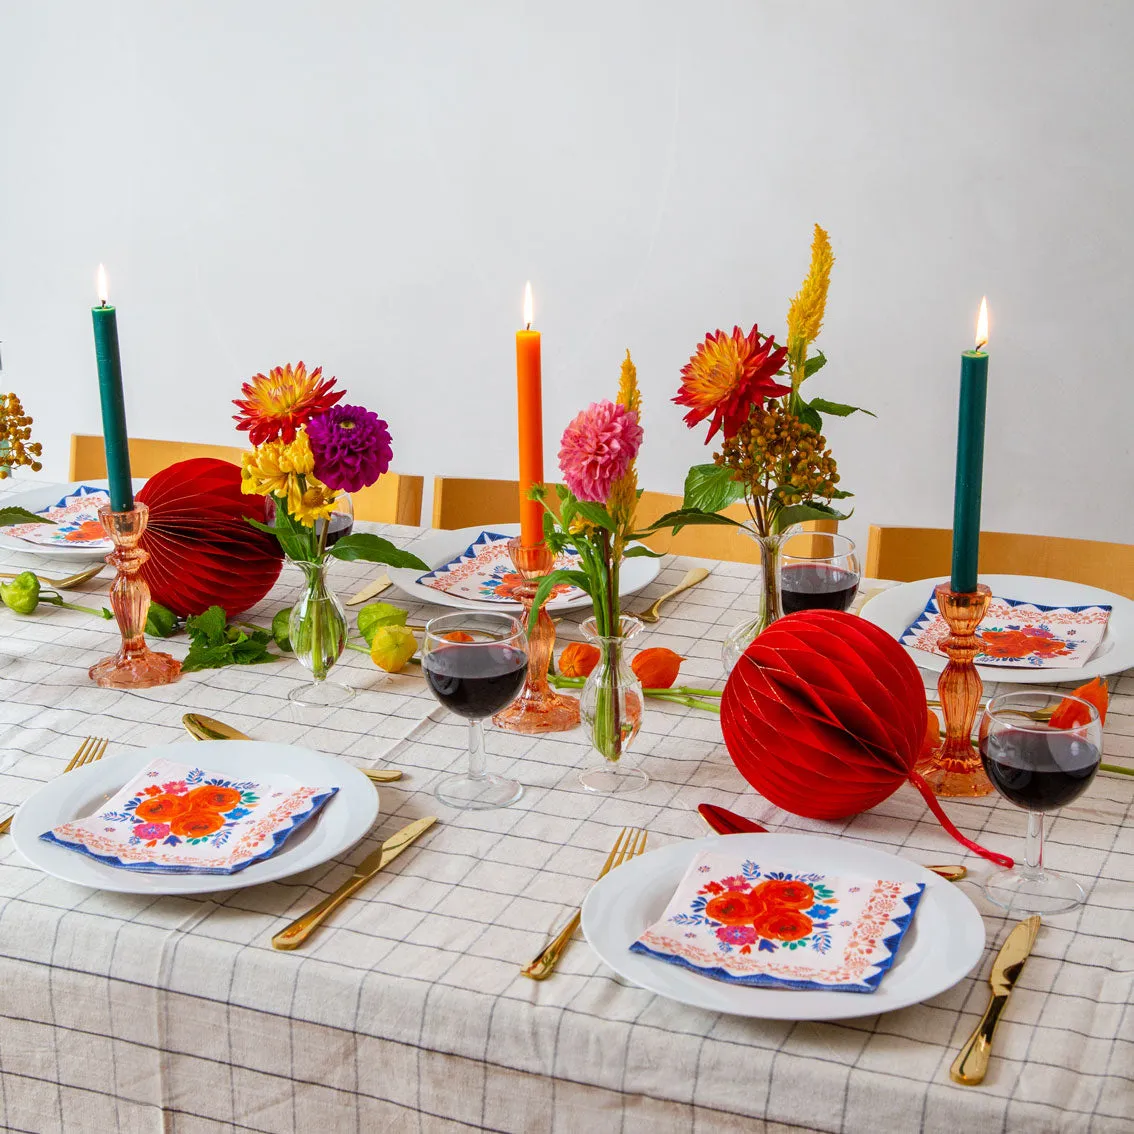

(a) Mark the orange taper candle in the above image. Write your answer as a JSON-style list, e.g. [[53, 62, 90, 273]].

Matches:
[[516, 281, 544, 546]]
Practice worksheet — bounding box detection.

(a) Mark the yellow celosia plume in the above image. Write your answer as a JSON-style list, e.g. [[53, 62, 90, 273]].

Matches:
[[786, 224, 834, 368]]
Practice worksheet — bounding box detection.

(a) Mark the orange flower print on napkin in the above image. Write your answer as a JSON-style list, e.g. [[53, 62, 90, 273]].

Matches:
[[133, 794, 191, 822], [63, 519, 108, 542], [977, 627, 1074, 660], [751, 907, 814, 942], [170, 810, 226, 838], [184, 785, 243, 812], [751, 878, 815, 910]]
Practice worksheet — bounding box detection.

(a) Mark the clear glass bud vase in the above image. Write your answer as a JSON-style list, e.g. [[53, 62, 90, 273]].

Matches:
[[721, 526, 786, 674], [288, 558, 352, 707], [578, 615, 648, 794]]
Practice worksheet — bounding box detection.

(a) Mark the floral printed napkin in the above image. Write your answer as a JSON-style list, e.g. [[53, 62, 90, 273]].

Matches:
[[40, 757, 338, 874], [630, 851, 925, 993], [418, 530, 584, 603], [900, 591, 1111, 668], [1, 485, 113, 548]]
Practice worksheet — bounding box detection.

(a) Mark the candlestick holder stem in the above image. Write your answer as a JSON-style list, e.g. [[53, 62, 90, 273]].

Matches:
[[493, 538, 580, 734], [89, 503, 181, 689], [916, 582, 993, 797]]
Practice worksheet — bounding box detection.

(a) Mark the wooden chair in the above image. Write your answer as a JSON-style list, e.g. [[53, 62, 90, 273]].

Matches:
[[431, 476, 836, 564], [865, 525, 1134, 598], [69, 434, 424, 526]]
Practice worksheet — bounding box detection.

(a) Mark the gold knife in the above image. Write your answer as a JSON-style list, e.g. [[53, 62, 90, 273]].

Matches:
[[346, 573, 392, 606], [635, 567, 710, 624], [950, 915, 1041, 1085], [271, 816, 437, 950], [180, 712, 404, 783]]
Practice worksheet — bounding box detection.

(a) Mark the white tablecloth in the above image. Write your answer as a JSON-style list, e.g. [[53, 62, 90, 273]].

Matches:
[[0, 497, 1130, 1133]]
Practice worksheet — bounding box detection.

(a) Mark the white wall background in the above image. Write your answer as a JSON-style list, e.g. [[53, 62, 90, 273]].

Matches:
[[2, 0, 1132, 550]]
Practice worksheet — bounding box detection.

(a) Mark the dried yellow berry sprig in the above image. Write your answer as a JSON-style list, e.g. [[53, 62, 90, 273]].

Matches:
[[0, 392, 44, 478]]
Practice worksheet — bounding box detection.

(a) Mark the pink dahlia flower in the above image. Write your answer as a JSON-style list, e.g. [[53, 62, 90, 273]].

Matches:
[[558, 400, 643, 503]]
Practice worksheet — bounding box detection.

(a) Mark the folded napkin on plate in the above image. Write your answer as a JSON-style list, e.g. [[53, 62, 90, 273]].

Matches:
[[417, 530, 585, 603], [900, 591, 1111, 668], [630, 851, 924, 993], [40, 757, 337, 874], [1, 485, 114, 548]]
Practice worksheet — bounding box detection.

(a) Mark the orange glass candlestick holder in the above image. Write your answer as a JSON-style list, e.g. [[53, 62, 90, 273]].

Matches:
[[493, 539, 580, 734], [917, 582, 993, 797], [89, 504, 181, 689]]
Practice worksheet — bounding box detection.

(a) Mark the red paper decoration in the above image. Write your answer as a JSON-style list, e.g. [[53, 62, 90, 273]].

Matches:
[[135, 458, 283, 618], [721, 609, 1013, 868]]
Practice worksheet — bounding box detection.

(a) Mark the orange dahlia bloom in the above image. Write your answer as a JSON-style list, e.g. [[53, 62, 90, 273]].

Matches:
[[233, 362, 344, 445], [675, 325, 790, 443]]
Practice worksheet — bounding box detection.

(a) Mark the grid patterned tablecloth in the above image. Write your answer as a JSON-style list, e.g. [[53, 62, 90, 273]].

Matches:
[[0, 499, 1130, 1133]]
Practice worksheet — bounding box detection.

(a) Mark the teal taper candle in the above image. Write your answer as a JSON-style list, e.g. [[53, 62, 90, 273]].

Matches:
[[950, 298, 989, 593], [91, 265, 133, 511]]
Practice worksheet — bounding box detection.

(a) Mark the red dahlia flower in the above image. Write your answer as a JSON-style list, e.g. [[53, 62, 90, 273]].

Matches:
[[233, 362, 344, 445]]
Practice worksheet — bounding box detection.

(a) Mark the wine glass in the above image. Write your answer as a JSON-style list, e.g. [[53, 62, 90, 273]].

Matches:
[[979, 690, 1103, 914], [780, 531, 861, 614], [421, 612, 529, 810]]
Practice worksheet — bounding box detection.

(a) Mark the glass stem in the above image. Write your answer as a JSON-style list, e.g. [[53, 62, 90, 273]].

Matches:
[[1023, 811, 1045, 880], [467, 719, 487, 782]]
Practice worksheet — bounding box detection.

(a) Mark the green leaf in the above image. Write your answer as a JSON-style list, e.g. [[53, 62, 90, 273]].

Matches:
[[0, 506, 53, 527], [622, 544, 663, 558], [327, 534, 429, 570], [185, 606, 227, 646], [795, 400, 823, 432], [145, 602, 178, 638], [809, 398, 876, 418], [245, 514, 307, 562], [527, 569, 592, 631], [774, 502, 852, 529], [803, 351, 827, 378], [637, 508, 742, 536], [182, 605, 278, 671], [571, 500, 615, 531], [682, 464, 744, 514]]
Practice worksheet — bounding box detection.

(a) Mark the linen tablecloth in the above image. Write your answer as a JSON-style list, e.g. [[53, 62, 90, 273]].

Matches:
[[0, 488, 1130, 1133]]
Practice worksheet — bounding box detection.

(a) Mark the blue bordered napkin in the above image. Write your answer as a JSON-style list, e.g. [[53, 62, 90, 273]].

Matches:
[[1, 485, 113, 548]]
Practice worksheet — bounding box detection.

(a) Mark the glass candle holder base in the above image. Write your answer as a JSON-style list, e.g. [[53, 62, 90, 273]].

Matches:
[[983, 867, 1085, 916], [493, 686, 580, 734], [579, 762, 649, 795], [435, 771, 523, 811], [288, 680, 354, 708], [90, 648, 182, 690]]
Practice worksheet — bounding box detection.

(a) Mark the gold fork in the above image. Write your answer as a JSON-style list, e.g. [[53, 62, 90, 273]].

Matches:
[[521, 826, 648, 980], [0, 735, 109, 836], [0, 564, 104, 590]]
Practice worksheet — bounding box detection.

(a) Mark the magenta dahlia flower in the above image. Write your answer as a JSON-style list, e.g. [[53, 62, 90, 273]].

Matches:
[[557, 400, 643, 503], [306, 404, 393, 493]]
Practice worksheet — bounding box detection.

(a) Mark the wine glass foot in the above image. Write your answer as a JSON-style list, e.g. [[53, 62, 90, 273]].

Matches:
[[436, 773, 523, 810], [579, 763, 649, 795], [983, 867, 1086, 915], [288, 680, 354, 708]]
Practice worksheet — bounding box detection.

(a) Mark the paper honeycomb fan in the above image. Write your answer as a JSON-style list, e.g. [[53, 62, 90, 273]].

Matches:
[[135, 458, 283, 618], [721, 609, 1013, 867]]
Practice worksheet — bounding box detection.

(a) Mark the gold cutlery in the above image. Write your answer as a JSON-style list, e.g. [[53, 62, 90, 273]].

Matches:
[[522, 826, 648, 980], [950, 914, 1041, 1085], [271, 815, 438, 950], [0, 735, 109, 836], [346, 573, 392, 606], [0, 563, 104, 589], [181, 712, 404, 783], [634, 567, 710, 624]]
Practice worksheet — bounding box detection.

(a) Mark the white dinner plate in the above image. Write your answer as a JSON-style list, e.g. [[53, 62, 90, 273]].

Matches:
[[385, 523, 660, 613], [0, 478, 148, 561], [860, 574, 1134, 684], [581, 832, 985, 1021], [10, 740, 378, 895]]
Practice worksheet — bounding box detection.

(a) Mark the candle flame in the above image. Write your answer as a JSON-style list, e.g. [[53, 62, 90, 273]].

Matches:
[[975, 296, 989, 351], [96, 264, 109, 306], [523, 281, 533, 329]]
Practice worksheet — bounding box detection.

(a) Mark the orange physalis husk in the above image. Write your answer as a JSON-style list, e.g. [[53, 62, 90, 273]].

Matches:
[[442, 631, 475, 643], [559, 642, 600, 678], [631, 647, 684, 689], [922, 708, 941, 756], [1049, 676, 1108, 729]]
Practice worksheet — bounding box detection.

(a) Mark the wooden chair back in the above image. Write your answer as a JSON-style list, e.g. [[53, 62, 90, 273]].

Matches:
[[865, 525, 1134, 598], [431, 476, 836, 564], [69, 434, 424, 526]]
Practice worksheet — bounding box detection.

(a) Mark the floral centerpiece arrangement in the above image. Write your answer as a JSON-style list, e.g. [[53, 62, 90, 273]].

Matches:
[[235, 362, 426, 705], [672, 225, 872, 664]]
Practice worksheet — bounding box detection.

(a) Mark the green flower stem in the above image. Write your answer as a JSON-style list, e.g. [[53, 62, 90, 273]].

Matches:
[[1100, 762, 1134, 777], [40, 594, 111, 619], [548, 672, 720, 713]]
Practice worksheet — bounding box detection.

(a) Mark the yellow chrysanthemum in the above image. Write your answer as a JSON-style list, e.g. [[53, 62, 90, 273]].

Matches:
[[292, 482, 338, 526], [609, 350, 641, 530], [241, 431, 332, 524], [785, 224, 834, 369]]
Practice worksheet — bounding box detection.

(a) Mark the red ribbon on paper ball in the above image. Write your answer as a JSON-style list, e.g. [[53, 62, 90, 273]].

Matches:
[[135, 458, 283, 618], [721, 609, 1012, 868]]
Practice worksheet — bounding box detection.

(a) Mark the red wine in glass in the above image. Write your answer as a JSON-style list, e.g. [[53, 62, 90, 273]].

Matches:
[[979, 728, 1101, 811], [423, 644, 529, 719], [781, 563, 859, 614]]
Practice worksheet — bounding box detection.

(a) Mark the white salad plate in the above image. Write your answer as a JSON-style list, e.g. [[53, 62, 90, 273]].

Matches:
[[385, 522, 660, 613], [581, 832, 985, 1022], [10, 740, 378, 895], [860, 574, 1134, 684], [0, 478, 148, 561]]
